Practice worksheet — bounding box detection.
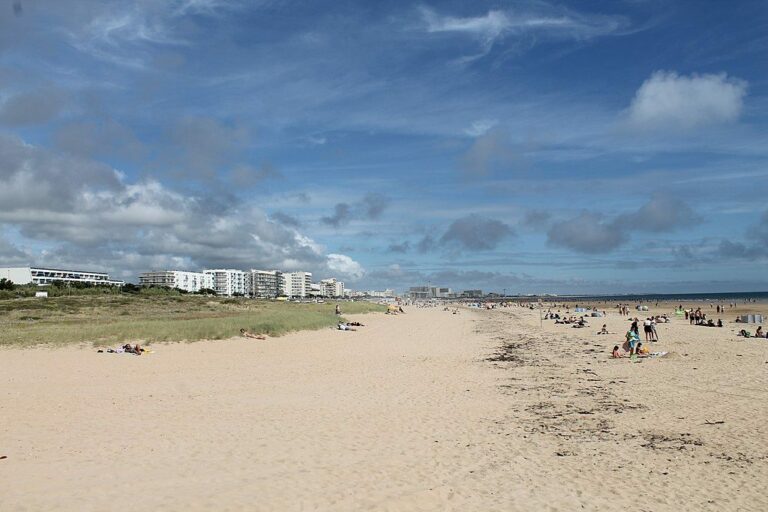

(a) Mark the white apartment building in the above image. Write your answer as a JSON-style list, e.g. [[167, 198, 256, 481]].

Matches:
[[281, 271, 312, 298], [248, 270, 282, 298], [204, 269, 246, 297], [319, 278, 344, 298], [138, 270, 212, 293], [308, 282, 322, 297], [359, 289, 395, 298], [0, 266, 124, 287]]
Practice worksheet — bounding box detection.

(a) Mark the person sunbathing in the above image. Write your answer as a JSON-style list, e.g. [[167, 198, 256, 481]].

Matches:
[[240, 329, 266, 340], [123, 343, 143, 355], [337, 323, 356, 331], [347, 321, 364, 326]]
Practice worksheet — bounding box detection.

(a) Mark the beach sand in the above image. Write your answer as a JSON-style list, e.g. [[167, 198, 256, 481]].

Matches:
[[1, 304, 766, 511]]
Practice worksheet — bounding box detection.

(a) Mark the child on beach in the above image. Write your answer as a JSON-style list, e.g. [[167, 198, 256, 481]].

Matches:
[[598, 324, 608, 335], [612, 345, 622, 358], [626, 330, 639, 355]]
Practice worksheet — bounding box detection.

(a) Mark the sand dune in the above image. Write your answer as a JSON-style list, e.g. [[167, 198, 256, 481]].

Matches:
[[1, 304, 766, 511]]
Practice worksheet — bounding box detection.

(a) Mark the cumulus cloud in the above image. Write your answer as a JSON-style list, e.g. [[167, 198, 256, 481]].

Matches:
[[547, 197, 701, 254], [627, 71, 747, 130], [321, 193, 391, 227], [0, 87, 67, 126], [321, 203, 353, 227], [0, 133, 122, 212], [0, 133, 361, 279], [615, 195, 701, 232], [547, 212, 627, 254], [440, 214, 513, 251], [326, 253, 365, 280]]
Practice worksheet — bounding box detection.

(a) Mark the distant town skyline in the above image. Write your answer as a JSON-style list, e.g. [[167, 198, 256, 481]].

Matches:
[[1, 1, 767, 294]]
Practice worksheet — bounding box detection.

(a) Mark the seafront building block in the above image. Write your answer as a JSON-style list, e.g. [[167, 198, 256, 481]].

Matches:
[[282, 271, 313, 298], [248, 269, 283, 298], [204, 269, 247, 297], [137, 267, 351, 299], [139, 270, 213, 293], [319, 278, 345, 298], [0, 266, 125, 287]]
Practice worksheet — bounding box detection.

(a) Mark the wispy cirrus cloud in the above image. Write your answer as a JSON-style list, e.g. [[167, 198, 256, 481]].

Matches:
[[420, 3, 629, 62]]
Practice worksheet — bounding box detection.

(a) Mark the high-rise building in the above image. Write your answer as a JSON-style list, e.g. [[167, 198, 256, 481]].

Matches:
[[319, 278, 344, 298], [247, 270, 282, 298], [139, 270, 212, 293], [281, 271, 312, 298], [204, 269, 246, 297]]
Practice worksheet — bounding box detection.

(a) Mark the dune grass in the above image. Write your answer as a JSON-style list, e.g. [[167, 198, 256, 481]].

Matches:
[[0, 294, 386, 348]]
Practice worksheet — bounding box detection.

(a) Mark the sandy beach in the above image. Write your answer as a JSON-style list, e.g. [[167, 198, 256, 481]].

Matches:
[[1, 304, 767, 511]]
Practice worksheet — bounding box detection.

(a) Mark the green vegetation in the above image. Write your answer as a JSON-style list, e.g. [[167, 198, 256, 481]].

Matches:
[[0, 291, 386, 348]]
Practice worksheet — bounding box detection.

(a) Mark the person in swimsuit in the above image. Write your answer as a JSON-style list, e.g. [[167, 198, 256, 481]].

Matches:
[[240, 329, 266, 340]]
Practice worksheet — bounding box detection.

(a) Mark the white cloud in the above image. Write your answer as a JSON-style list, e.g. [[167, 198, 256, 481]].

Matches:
[[464, 119, 498, 137], [326, 253, 365, 281], [423, 8, 512, 44], [420, 5, 627, 61], [627, 71, 747, 130], [0, 133, 358, 280]]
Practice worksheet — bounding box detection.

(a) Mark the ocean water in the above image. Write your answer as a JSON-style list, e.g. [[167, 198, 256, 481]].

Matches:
[[515, 291, 768, 303]]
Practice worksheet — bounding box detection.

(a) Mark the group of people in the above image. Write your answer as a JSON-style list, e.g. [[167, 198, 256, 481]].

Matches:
[[684, 308, 724, 327], [738, 326, 765, 338], [551, 314, 590, 328], [612, 341, 665, 359], [338, 321, 364, 331], [97, 343, 145, 355], [611, 316, 666, 358]]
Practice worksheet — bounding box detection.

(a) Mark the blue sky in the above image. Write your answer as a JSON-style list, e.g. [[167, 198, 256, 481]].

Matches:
[[0, 0, 766, 293]]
